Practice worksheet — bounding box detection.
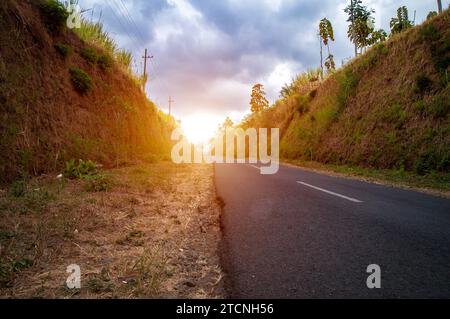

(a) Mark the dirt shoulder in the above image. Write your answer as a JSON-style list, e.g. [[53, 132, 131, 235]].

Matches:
[[0, 162, 225, 298]]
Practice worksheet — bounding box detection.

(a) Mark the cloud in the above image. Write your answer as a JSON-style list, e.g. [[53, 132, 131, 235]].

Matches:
[[78, 0, 447, 119]]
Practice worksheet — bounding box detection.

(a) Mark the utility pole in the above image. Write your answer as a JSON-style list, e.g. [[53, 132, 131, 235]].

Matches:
[[437, 0, 442, 13], [168, 96, 174, 115], [141, 48, 153, 91]]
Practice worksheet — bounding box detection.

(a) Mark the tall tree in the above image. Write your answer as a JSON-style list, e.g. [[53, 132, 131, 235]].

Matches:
[[319, 18, 335, 73], [390, 6, 413, 34], [220, 117, 234, 131], [250, 84, 269, 113], [344, 0, 374, 57]]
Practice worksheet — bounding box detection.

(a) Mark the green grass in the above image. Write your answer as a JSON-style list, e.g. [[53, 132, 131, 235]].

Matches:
[[80, 47, 98, 65], [98, 54, 113, 71], [54, 43, 72, 58], [39, 0, 69, 34], [69, 67, 92, 94], [63, 159, 97, 179]]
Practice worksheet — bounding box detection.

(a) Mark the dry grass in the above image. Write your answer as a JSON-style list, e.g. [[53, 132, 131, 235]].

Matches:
[[0, 162, 225, 298]]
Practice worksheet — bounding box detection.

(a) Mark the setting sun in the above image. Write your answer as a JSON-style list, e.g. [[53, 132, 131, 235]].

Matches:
[[180, 113, 222, 145]]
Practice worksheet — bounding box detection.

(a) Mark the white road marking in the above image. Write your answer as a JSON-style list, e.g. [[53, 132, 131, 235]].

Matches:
[[296, 181, 363, 203]]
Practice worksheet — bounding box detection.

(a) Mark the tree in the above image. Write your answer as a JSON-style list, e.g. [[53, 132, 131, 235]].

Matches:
[[368, 29, 387, 45], [390, 6, 413, 34], [220, 117, 234, 131], [344, 0, 374, 56], [324, 54, 336, 72], [250, 84, 269, 113], [427, 11, 438, 20], [319, 18, 335, 73]]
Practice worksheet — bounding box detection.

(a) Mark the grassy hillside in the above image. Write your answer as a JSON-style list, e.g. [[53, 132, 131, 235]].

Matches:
[[0, 0, 176, 183], [243, 10, 449, 186]]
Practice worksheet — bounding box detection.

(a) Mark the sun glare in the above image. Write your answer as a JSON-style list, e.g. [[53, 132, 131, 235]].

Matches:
[[181, 114, 222, 145]]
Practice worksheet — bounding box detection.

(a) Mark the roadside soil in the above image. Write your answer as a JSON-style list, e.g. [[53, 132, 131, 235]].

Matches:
[[0, 162, 225, 298]]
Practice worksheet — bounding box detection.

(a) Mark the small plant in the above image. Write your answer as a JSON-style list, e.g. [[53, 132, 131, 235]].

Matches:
[[63, 159, 98, 179], [414, 75, 433, 94], [84, 174, 113, 192], [80, 48, 98, 65], [39, 0, 69, 34], [54, 43, 72, 58], [9, 180, 26, 197], [69, 67, 92, 94], [98, 54, 113, 71], [427, 94, 449, 118]]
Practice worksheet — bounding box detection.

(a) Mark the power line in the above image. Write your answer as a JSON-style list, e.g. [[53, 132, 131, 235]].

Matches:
[[118, 0, 147, 44], [105, 2, 137, 48]]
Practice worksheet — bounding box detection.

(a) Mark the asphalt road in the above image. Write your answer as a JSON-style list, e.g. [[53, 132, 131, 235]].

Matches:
[[215, 163, 450, 298]]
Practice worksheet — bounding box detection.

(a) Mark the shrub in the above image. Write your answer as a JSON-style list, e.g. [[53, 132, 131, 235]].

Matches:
[[54, 43, 72, 58], [63, 159, 97, 179], [427, 94, 449, 118], [420, 24, 439, 42], [80, 48, 98, 64], [9, 180, 26, 197], [39, 0, 69, 34], [415, 149, 438, 175], [414, 75, 433, 94], [414, 100, 426, 114], [98, 54, 113, 71], [69, 67, 92, 94]]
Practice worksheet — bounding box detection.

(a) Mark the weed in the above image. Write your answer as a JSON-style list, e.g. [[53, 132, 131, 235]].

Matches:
[[9, 180, 26, 197], [383, 103, 407, 129], [39, 0, 69, 34], [415, 149, 439, 175], [69, 67, 92, 94], [84, 174, 113, 192], [131, 244, 169, 294], [414, 100, 426, 114], [427, 93, 449, 118], [80, 48, 98, 65], [0, 257, 33, 283], [420, 24, 439, 42], [337, 69, 360, 109], [98, 54, 113, 71], [63, 159, 97, 179], [54, 43, 72, 58]]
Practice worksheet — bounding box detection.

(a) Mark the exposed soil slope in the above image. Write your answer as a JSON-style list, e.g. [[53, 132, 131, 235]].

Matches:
[[0, 0, 175, 183]]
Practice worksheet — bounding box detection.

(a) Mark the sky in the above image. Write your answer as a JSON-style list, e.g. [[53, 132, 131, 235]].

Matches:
[[77, 0, 447, 126]]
